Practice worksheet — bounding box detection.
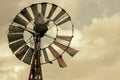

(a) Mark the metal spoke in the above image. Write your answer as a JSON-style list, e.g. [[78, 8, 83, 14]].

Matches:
[[26, 38, 34, 45], [47, 23, 55, 30], [48, 25, 55, 29], [45, 34, 55, 39], [26, 35, 33, 43], [55, 13, 67, 23], [17, 26, 35, 34], [30, 21, 35, 26]]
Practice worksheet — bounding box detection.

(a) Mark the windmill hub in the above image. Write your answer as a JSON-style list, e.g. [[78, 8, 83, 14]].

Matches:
[[34, 23, 48, 37]]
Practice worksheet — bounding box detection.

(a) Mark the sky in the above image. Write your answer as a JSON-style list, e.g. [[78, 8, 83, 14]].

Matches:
[[0, 0, 120, 80]]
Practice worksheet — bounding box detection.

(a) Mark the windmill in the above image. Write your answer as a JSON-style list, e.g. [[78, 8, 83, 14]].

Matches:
[[7, 2, 78, 80]]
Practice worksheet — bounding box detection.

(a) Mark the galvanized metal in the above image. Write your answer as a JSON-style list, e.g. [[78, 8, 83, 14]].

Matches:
[[43, 48, 50, 63], [14, 15, 28, 26], [21, 8, 32, 22], [15, 45, 29, 60], [9, 25, 24, 33], [53, 9, 66, 22], [47, 4, 57, 19], [56, 16, 71, 26], [7, 33, 23, 42], [30, 4, 38, 18], [9, 40, 25, 53], [41, 3, 47, 17], [23, 48, 34, 64]]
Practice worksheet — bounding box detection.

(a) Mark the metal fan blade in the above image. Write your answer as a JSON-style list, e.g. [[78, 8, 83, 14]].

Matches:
[[53, 9, 66, 22], [9, 25, 24, 33], [7, 33, 23, 42], [54, 41, 78, 57], [66, 47, 79, 57], [30, 4, 38, 18], [23, 48, 34, 64], [21, 8, 32, 22], [47, 4, 57, 19], [14, 16, 28, 26], [57, 56, 67, 68], [9, 40, 25, 53], [57, 35, 72, 41], [41, 3, 47, 17], [48, 45, 67, 67], [56, 17, 71, 26], [15, 45, 29, 60], [43, 48, 50, 63]]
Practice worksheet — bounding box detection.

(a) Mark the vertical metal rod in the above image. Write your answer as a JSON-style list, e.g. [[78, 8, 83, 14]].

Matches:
[[28, 35, 43, 80]]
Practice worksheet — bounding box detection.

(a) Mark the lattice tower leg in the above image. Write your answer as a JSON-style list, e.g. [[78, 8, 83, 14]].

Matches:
[[29, 52, 43, 80], [29, 36, 43, 80]]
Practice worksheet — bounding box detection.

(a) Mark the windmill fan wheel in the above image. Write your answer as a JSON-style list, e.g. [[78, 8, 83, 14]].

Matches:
[[7, 2, 78, 68]]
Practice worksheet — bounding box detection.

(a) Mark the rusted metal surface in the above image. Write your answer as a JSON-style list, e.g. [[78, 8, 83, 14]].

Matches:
[[57, 35, 72, 41], [21, 8, 32, 22], [15, 45, 29, 60], [14, 15, 28, 26], [43, 48, 50, 63], [9, 25, 24, 33], [54, 41, 78, 57], [48, 45, 67, 67], [7, 33, 23, 42], [30, 4, 38, 18], [56, 16, 71, 26], [48, 45, 60, 57], [54, 41, 67, 50], [53, 9, 66, 22], [57, 55, 67, 68], [41, 3, 47, 17], [66, 47, 78, 57], [23, 48, 34, 64], [47, 4, 57, 19], [9, 40, 25, 52]]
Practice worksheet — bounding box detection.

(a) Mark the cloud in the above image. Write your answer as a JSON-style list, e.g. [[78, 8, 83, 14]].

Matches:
[[0, 56, 30, 80], [77, 12, 120, 64], [72, 0, 120, 28]]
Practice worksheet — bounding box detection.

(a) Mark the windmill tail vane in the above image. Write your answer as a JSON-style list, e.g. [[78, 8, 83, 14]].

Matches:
[[7, 2, 78, 80]]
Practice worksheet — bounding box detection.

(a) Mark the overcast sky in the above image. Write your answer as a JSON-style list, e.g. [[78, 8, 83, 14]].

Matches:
[[0, 0, 120, 80]]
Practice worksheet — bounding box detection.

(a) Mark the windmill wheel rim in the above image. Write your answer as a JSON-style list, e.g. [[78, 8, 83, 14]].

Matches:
[[7, 2, 74, 65]]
